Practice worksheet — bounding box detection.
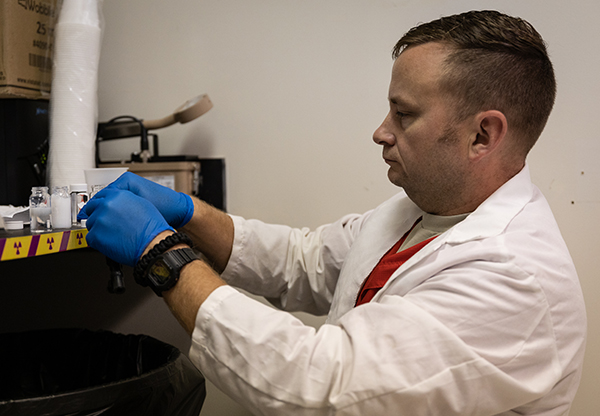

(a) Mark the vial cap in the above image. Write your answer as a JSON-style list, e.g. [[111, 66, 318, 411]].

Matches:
[[70, 184, 88, 192], [4, 220, 24, 230]]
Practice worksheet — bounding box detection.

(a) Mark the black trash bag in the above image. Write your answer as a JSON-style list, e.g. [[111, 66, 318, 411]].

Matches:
[[0, 328, 206, 416]]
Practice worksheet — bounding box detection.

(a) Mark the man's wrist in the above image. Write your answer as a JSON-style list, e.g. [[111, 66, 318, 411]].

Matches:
[[142, 230, 176, 259], [179, 197, 234, 274]]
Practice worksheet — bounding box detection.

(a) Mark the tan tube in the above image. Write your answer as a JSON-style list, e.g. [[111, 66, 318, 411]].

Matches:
[[142, 94, 213, 130]]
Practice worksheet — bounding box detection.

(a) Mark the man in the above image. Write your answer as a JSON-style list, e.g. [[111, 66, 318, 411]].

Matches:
[[81, 10, 586, 415]]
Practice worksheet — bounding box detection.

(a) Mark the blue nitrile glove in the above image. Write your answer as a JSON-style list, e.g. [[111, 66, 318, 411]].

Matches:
[[106, 172, 194, 228], [78, 188, 174, 267]]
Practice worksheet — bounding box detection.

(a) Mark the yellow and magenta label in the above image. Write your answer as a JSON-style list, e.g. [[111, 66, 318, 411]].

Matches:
[[0, 229, 88, 261]]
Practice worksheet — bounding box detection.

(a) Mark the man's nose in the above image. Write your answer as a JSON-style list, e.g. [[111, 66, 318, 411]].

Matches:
[[373, 114, 395, 146]]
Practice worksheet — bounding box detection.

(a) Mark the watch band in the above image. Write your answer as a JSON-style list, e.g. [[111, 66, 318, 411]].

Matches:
[[146, 247, 199, 296]]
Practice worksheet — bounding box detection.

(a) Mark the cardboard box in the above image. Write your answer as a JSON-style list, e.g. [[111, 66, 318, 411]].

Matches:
[[0, 0, 61, 99], [100, 162, 202, 195]]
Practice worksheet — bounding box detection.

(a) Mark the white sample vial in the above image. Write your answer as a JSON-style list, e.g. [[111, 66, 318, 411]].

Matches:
[[51, 186, 72, 229], [70, 183, 89, 224], [29, 186, 52, 233]]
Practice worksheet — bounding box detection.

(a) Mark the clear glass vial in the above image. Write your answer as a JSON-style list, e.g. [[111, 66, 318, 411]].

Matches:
[[70, 184, 89, 224], [29, 186, 52, 233]]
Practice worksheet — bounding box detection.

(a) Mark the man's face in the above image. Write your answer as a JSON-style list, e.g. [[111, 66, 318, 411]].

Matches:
[[373, 43, 472, 214]]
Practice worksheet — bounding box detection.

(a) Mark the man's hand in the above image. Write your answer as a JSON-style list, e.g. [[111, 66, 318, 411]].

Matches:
[[107, 172, 194, 229], [79, 188, 173, 267]]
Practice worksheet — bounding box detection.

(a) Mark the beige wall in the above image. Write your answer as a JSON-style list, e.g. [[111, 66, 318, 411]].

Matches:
[[98, 1, 600, 414]]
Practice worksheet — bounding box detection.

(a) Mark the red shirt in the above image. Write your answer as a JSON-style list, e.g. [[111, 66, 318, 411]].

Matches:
[[355, 220, 437, 307]]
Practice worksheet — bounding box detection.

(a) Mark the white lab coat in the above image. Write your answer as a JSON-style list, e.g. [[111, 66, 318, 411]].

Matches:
[[189, 165, 586, 415]]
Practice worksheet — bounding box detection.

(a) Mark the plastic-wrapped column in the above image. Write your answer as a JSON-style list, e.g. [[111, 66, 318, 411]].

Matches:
[[48, 0, 103, 188]]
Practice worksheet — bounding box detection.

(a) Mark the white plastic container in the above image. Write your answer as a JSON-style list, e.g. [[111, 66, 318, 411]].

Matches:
[[51, 186, 72, 229], [84, 168, 128, 194]]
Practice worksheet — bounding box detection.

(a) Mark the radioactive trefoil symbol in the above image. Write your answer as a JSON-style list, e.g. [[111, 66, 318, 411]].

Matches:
[[13, 242, 22, 255], [46, 237, 54, 250]]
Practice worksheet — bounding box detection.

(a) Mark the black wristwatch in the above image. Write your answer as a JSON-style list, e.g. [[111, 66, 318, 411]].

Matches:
[[143, 247, 199, 296]]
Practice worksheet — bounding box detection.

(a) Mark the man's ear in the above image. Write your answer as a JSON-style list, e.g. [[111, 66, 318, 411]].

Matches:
[[469, 110, 508, 161]]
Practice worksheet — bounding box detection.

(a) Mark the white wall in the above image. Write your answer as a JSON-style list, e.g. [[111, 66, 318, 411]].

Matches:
[[98, 1, 600, 415]]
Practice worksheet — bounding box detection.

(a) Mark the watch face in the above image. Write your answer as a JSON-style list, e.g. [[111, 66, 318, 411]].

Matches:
[[150, 259, 171, 284]]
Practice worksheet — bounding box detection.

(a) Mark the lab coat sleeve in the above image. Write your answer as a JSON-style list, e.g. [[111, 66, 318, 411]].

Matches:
[[220, 212, 370, 315], [189, 257, 561, 416]]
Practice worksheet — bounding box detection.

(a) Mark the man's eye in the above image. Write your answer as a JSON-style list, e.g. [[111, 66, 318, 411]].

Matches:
[[396, 111, 407, 119]]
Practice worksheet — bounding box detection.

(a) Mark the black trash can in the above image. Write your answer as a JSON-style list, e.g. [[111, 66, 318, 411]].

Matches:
[[0, 328, 206, 415]]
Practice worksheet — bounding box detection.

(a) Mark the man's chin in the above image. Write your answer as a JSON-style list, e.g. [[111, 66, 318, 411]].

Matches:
[[387, 171, 405, 189]]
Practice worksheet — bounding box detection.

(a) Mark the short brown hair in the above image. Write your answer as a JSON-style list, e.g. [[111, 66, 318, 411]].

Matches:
[[393, 10, 556, 155]]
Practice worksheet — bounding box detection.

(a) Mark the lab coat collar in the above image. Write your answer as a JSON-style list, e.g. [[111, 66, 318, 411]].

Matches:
[[326, 193, 423, 322], [444, 163, 533, 244], [327, 164, 534, 323], [327, 165, 533, 323], [368, 163, 535, 303]]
